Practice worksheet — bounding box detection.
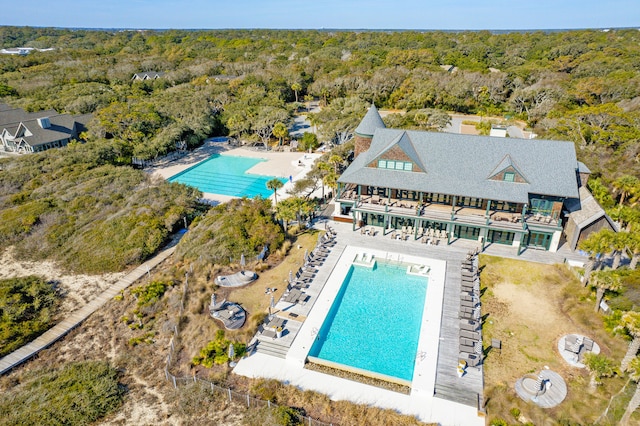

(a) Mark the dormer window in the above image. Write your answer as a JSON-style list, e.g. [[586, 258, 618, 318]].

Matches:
[[503, 172, 515, 182], [378, 160, 413, 172]]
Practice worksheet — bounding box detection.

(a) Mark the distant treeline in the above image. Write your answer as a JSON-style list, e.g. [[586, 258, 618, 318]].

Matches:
[[0, 26, 638, 175]]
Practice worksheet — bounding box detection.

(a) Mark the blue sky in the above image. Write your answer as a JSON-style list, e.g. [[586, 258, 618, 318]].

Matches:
[[1, 0, 638, 30]]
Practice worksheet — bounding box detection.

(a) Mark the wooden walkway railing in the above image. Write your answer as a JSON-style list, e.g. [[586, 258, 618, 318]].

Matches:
[[0, 243, 178, 376]]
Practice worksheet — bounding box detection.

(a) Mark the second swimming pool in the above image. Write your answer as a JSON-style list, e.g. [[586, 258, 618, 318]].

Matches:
[[168, 154, 287, 198]]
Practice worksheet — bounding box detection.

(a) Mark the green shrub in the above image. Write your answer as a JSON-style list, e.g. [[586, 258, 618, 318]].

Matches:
[[0, 275, 58, 356], [128, 332, 155, 346], [131, 280, 171, 307], [274, 406, 302, 426], [0, 361, 124, 425], [510, 407, 521, 418], [191, 330, 246, 368]]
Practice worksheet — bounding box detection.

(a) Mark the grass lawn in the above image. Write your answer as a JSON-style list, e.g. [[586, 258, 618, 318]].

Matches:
[[479, 255, 637, 425]]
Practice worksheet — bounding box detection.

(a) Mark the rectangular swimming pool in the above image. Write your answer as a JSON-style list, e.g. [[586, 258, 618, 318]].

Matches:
[[168, 154, 287, 198], [308, 262, 428, 383]]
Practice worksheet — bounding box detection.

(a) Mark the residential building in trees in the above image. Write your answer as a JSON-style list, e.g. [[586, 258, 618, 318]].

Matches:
[[0, 104, 89, 154]]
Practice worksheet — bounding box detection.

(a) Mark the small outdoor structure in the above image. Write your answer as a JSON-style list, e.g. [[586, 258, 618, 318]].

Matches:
[[215, 270, 258, 287], [558, 333, 600, 368], [515, 368, 567, 408], [209, 294, 246, 330]]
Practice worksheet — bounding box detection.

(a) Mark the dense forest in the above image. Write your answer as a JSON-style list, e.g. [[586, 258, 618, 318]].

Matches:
[[0, 27, 639, 176]]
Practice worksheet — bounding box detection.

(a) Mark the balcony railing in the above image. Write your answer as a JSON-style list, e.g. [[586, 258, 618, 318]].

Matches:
[[339, 194, 560, 229]]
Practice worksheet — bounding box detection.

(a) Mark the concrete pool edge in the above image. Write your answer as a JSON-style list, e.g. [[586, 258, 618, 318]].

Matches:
[[233, 244, 487, 424], [286, 246, 444, 394]]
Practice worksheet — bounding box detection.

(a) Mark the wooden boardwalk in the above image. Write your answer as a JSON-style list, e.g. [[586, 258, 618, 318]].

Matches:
[[0, 241, 179, 376]]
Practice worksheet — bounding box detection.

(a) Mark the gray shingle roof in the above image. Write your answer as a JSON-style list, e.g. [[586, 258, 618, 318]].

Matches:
[[577, 161, 591, 174], [0, 104, 85, 149], [354, 104, 385, 137], [339, 128, 580, 203]]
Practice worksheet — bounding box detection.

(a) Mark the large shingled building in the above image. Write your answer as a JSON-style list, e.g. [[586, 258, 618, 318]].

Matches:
[[334, 105, 610, 253]]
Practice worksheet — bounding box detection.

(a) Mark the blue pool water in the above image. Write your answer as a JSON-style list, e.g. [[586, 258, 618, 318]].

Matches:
[[168, 154, 287, 198], [309, 262, 428, 382]]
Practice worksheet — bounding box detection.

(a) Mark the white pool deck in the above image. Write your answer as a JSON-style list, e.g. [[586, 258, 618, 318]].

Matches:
[[149, 140, 322, 204], [234, 242, 484, 425]]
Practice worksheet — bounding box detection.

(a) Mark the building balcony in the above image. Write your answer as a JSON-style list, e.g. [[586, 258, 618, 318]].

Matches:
[[339, 194, 560, 231]]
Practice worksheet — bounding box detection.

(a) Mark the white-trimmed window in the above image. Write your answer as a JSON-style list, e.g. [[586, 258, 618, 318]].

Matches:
[[377, 160, 413, 171], [503, 172, 515, 182]]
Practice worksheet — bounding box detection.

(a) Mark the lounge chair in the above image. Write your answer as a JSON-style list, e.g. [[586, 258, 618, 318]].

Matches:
[[460, 293, 477, 302], [460, 353, 481, 367], [460, 343, 476, 354], [461, 330, 481, 340], [583, 337, 594, 351], [460, 319, 480, 331], [460, 336, 478, 346]]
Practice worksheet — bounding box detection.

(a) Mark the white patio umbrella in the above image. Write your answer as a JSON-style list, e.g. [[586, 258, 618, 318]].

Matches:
[[240, 253, 245, 271]]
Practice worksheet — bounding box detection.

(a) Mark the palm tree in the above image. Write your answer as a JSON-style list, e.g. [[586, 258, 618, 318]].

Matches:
[[621, 356, 640, 425], [328, 154, 343, 174], [266, 178, 284, 206], [272, 122, 289, 146], [583, 352, 617, 390], [628, 232, 640, 270], [579, 231, 612, 286], [275, 198, 297, 234], [611, 232, 630, 269], [323, 170, 338, 200], [591, 270, 622, 312], [316, 162, 332, 200], [612, 175, 640, 207], [616, 312, 640, 372], [291, 82, 302, 103]]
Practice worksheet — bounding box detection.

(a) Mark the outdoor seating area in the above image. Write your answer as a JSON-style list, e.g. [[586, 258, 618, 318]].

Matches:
[[515, 368, 567, 408], [558, 334, 600, 367], [459, 249, 483, 369], [258, 226, 338, 341], [215, 270, 258, 287], [209, 294, 246, 330], [420, 227, 448, 245]]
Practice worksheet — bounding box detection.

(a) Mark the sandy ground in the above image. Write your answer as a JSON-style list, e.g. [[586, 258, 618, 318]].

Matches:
[[149, 140, 321, 204], [0, 246, 124, 316]]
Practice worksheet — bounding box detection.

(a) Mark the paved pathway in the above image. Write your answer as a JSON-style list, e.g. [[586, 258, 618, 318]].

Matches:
[[0, 238, 180, 375]]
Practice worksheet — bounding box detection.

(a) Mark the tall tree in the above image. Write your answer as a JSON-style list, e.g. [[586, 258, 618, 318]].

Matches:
[[266, 178, 284, 206], [621, 356, 640, 425], [579, 231, 613, 286], [616, 312, 640, 372], [613, 175, 640, 207], [590, 270, 622, 313], [627, 232, 640, 270], [272, 122, 289, 146], [328, 154, 343, 174], [611, 232, 630, 270], [275, 198, 297, 234], [583, 352, 617, 390], [291, 82, 302, 103]]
